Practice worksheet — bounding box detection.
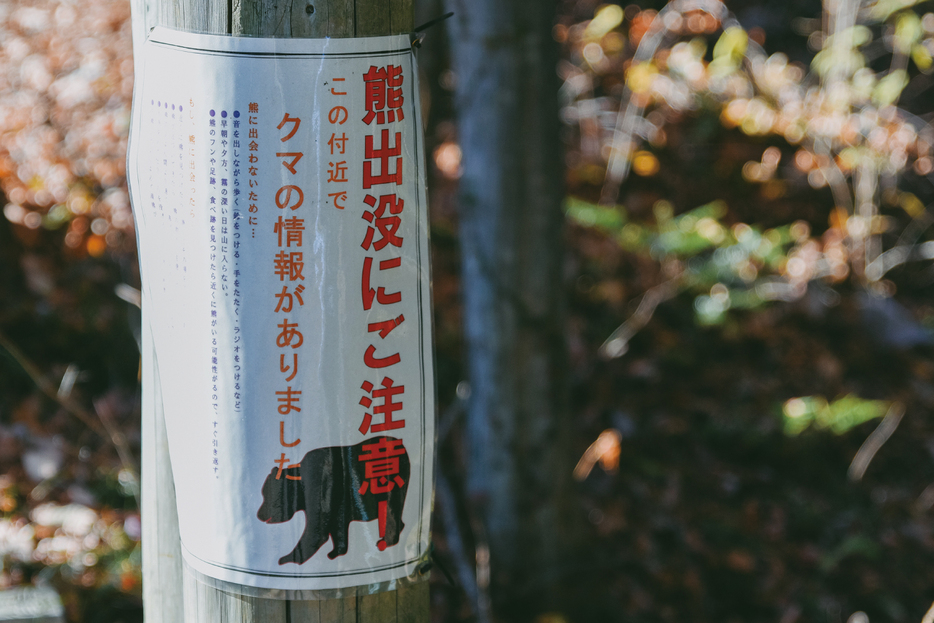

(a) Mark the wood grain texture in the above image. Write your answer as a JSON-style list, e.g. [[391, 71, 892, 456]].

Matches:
[[231, 0, 290, 37], [355, 592, 383, 622], [133, 0, 428, 621], [326, 1, 355, 37], [242, 595, 289, 621], [285, 0, 327, 38], [390, 0, 414, 33], [176, 0, 228, 34], [319, 593, 357, 621], [355, 1, 390, 36], [287, 599, 322, 622], [396, 581, 429, 623]]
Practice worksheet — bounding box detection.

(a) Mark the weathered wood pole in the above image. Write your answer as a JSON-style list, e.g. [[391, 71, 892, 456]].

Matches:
[[132, 1, 429, 621]]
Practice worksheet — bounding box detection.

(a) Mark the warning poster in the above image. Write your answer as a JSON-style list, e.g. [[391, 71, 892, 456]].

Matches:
[[128, 28, 434, 591]]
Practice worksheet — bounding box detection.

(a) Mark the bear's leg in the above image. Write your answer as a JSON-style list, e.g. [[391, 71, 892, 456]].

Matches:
[[382, 497, 404, 547], [280, 525, 329, 565], [327, 520, 351, 559]]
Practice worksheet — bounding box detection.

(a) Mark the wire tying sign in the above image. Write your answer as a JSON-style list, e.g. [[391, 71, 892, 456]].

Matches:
[[128, 27, 435, 591]]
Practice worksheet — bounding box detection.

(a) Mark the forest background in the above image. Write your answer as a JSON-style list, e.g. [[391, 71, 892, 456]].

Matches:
[[0, 0, 933, 621]]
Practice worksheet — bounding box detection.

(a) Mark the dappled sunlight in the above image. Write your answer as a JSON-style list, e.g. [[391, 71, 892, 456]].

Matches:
[[561, 0, 934, 339], [0, 0, 134, 258], [556, 2, 934, 620]]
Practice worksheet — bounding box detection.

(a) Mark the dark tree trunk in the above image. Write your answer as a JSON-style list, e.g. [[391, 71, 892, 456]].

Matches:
[[445, 0, 575, 610]]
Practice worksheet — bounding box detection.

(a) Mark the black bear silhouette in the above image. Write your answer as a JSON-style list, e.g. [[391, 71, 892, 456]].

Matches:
[[256, 436, 410, 565]]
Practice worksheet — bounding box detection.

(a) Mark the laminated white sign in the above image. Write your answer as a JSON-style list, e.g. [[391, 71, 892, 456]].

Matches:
[[128, 27, 435, 591]]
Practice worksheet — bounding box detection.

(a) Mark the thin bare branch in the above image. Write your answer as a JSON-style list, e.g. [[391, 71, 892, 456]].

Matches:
[[848, 401, 905, 482], [865, 240, 934, 280], [94, 399, 141, 509], [599, 275, 684, 359], [601, 0, 730, 205], [0, 331, 140, 507], [0, 330, 107, 438]]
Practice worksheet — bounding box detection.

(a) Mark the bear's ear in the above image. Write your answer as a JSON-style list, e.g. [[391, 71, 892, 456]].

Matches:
[[262, 467, 280, 495]]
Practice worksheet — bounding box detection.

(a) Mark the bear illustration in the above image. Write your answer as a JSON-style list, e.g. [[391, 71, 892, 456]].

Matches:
[[256, 436, 410, 565]]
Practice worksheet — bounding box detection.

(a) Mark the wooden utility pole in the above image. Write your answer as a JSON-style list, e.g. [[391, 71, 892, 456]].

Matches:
[[131, 1, 429, 621]]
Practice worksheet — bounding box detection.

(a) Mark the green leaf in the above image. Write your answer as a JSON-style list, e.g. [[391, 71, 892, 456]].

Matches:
[[565, 197, 626, 232], [817, 394, 891, 434], [820, 535, 882, 572], [870, 0, 924, 21], [911, 42, 933, 70], [655, 230, 716, 256], [713, 27, 748, 62], [811, 46, 866, 79], [710, 27, 748, 76], [584, 4, 624, 40], [872, 69, 909, 107], [895, 11, 923, 54], [782, 394, 890, 436], [782, 396, 826, 435]]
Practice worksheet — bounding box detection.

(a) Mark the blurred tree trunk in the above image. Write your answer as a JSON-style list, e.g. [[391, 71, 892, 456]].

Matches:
[[444, 0, 575, 611]]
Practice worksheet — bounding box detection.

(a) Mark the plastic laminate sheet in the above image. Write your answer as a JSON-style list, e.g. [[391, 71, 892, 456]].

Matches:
[[128, 27, 435, 591]]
